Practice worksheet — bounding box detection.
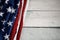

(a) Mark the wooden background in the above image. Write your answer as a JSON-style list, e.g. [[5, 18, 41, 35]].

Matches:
[[20, 0, 60, 40]]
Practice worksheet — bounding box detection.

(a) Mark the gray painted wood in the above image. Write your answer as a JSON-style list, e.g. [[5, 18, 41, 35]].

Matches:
[[28, 0, 60, 10], [24, 11, 60, 27], [20, 0, 60, 40], [20, 28, 60, 40]]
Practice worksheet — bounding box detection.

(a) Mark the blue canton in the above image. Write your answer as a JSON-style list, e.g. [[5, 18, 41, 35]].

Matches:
[[0, 0, 20, 40]]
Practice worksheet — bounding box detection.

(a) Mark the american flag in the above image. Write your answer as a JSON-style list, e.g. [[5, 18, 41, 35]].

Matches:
[[0, 0, 27, 40]]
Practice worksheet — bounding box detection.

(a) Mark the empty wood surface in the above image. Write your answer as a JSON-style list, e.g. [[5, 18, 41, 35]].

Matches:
[[20, 0, 60, 40], [28, 0, 60, 10], [24, 11, 60, 27], [20, 28, 60, 40]]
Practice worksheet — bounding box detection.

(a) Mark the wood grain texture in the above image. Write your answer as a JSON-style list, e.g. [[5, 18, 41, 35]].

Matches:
[[20, 28, 60, 40], [28, 0, 60, 10], [21, 0, 60, 40], [23, 11, 60, 27]]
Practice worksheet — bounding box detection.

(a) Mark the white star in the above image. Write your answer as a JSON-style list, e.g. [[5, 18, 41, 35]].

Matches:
[[11, 8, 15, 13], [1, 27, 5, 32], [7, 21, 13, 26], [7, 7, 16, 14], [5, 0, 9, 4], [14, 16, 16, 19], [0, 12, 4, 17], [4, 34, 9, 40], [7, 7, 12, 13], [17, 2, 20, 7], [1, 20, 6, 24]]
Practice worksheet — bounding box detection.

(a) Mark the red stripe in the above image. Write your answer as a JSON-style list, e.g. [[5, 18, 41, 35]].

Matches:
[[16, 0, 27, 40], [9, 0, 22, 40]]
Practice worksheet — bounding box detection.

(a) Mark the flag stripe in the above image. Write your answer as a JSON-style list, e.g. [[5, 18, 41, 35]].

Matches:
[[16, 0, 27, 40]]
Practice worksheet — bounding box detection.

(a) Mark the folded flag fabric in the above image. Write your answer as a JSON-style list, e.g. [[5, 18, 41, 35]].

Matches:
[[0, 0, 27, 40], [16, 0, 27, 40]]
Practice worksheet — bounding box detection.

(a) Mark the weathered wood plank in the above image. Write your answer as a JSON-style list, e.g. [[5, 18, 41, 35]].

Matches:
[[20, 28, 60, 40], [28, 0, 60, 10], [23, 11, 60, 27]]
